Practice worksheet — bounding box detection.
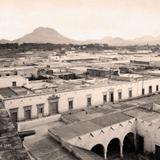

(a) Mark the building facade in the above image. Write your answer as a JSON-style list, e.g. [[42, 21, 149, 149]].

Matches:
[[1, 77, 160, 123]]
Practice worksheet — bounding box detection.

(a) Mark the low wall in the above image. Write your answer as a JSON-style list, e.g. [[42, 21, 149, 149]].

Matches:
[[18, 114, 61, 131]]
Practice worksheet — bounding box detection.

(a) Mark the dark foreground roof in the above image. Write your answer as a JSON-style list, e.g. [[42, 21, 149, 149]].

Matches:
[[0, 101, 30, 160], [28, 136, 103, 160], [27, 136, 78, 160]]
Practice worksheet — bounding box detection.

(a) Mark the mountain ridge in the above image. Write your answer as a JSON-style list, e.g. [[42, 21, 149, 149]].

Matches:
[[1, 27, 160, 46], [13, 27, 78, 44]]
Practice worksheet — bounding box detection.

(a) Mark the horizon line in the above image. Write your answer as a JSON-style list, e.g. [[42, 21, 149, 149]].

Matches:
[[0, 26, 160, 41]]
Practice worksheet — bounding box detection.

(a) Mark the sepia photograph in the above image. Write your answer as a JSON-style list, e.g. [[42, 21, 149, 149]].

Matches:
[[0, 0, 160, 160]]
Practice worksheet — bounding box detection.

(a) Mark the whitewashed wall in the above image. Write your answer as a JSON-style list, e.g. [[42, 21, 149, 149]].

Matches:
[[0, 75, 28, 88], [3, 77, 160, 120], [137, 119, 160, 153]]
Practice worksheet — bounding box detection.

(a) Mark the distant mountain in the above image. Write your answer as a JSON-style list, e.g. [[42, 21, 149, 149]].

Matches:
[[84, 35, 160, 46], [131, 35, 160, 45], [84, 36, 133, 46], [0, 39, 11, 44], [13, 27, 79, 44], [1, 26, 160, 46]]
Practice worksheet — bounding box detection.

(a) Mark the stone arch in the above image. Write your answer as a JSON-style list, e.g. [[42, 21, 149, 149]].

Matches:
[[123, 132, 135, 155], [91, 144, 105, 157], [107, 138, 121, 158]]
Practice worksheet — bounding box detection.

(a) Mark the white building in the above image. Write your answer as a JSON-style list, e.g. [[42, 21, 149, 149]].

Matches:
[[0, 75, 29, 88], [0, 75, 160, 124], [49, 104, 160, 160]]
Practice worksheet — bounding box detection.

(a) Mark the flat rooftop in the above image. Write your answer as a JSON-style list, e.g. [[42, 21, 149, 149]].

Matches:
[[28, 136, 78, 160], [28, 136, 102, 160], [120, 73, 143, 78], [49, 112, 132, 141], [0, 87, 34, 98], [125, 108, 160, 124], [1, 73, 160, 99], [0, 66, 37, 71], [45, 76, 149, 93], [126, 93, 160, 106], [122, 93, 160, 124], [49, 93, 160, 141], [26, 81, 56, 91], [0, 78, 128, 99], [147, 70, 160, 74], [91, 112, 132, 127]]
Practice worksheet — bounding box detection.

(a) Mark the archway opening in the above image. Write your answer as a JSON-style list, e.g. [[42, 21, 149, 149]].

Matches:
[[137, 134, 144, 154], [123, 132, 135, 155], [91, 144, 104, 157], [107, 138, 121, 158]]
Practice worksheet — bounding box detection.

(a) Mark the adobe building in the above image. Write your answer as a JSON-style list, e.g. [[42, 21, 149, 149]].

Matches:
[[0, 75, 29, 88], [48, 102, 160, 160], [0, 74, 160, 131]]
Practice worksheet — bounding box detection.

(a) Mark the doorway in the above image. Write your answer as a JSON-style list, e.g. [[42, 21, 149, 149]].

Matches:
[[109, 92, 114, 102], [137, 134, 144, 154], [49, 101, 58, 114]]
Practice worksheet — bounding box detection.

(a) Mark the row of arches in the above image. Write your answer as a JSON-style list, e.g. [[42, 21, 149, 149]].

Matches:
[[91, 132, 137, 159]]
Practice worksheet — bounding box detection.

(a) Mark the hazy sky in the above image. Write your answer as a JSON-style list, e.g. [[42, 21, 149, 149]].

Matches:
[[0, 0, 160, 40]]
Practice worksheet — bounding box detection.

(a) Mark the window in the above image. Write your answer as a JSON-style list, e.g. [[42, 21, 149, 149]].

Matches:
[[156, 85, 159, 92], [129, 89, 132, 98], [40, 108, 43, 113], [24, 106, 31, 120], [118, 91, 122, 100], [37, 104, 44, 118], [103, 94, 107, 103], [142, 88, 145, 95], [9, 108, 18, 122], [149, 86, 152, 94], [87, 95, 92, 107], [68, 98, 73, 110], [12, 81, 17, 86]]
